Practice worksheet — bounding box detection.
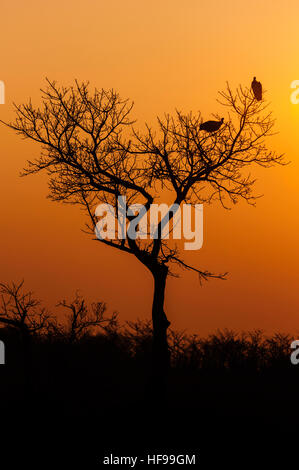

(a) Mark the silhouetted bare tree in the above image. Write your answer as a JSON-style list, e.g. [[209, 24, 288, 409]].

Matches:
[[51, 293, 118, 344], [3, 80, 283, 383], [0, 281, 50, 340], [0, 280, 50, 378]]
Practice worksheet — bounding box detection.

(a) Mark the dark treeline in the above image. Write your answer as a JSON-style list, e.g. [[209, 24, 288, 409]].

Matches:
[[0, 283, 297, 407], [0, 318, 295, 374], [0, 281, 297, 410], [0, 280, 295, 380]]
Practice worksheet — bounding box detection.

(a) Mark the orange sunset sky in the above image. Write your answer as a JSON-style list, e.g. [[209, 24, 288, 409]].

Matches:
[[1, 0, 299, 335]]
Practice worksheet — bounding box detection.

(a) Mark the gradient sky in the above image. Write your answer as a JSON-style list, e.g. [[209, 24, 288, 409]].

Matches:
[[1, 0, 299, 335]]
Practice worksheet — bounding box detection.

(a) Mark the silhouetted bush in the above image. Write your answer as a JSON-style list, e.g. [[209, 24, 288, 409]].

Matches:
[[0, 283, 298, 427]]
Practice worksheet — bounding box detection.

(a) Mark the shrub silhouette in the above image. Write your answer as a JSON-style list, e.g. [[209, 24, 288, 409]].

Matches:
[[0, 280, 297, 439], [0, 292, 295, 377]]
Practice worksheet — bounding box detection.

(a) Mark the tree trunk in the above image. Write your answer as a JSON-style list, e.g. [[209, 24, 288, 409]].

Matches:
[[151, 265, 171, 383]]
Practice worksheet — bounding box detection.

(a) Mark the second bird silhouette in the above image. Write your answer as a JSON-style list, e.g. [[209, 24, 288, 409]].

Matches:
[[251, 77, 262, 101], [200, 117, 224, 133]]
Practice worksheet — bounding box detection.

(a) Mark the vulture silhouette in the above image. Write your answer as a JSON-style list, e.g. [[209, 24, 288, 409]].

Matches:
[[200, 117, 224, 133], [251, 77, 262, 101]]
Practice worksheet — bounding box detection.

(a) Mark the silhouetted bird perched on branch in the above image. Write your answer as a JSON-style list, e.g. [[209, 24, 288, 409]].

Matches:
[[251, 76, 262, 101], [200, 117, 224, 133]]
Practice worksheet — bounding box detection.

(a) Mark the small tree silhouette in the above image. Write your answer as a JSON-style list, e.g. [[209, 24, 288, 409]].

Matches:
[[0, 280, 51, 375], [52, 293, 118, 344], [0, 281, 50, 340], [3, 80, 284, 383]]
